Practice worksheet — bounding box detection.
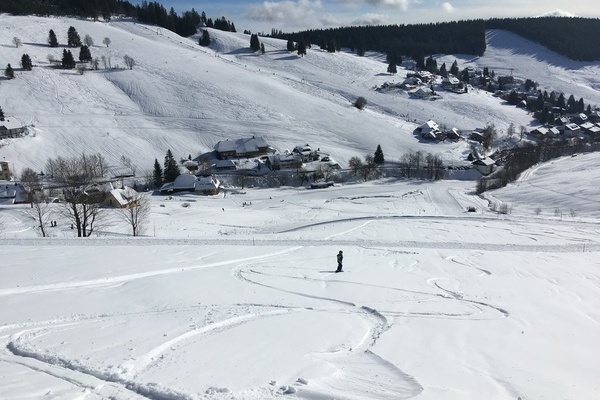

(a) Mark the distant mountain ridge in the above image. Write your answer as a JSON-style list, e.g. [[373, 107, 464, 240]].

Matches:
[[1, 1, 599, 61], [280, 17, 600, 62]]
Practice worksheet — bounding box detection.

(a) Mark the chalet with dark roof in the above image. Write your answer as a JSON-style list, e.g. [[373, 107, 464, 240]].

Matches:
[[214, 136, 272, 160]]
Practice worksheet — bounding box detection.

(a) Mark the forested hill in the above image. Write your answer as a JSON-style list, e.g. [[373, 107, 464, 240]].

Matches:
[[0, 0, 236, 37], [275, 17, 600, 62], [2, 0, 599, 61], [487, 18, 600, 61]]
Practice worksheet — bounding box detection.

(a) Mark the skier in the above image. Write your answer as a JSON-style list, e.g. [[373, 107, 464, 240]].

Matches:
[[336, 250, 343, 272]]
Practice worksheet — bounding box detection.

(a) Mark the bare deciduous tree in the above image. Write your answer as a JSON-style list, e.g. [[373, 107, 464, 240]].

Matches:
[[119, 189, 151, 236], [425, 153, 445, 180], [29, 190, 52, 237], [120, 155, 137, 176], [320, 164, 333, 181], [21, 167, 52, 237], [12, 37, 22, 48], [519, 125, 527, 141], [361, 154, 375, 181], [102, 37, 111, 47], [482, 123, 497, 151], [83, 34, 94, 47], [20, 167, 41, 205], [507, 122, 515, 139], [46, 154, 109, 237], [123, 55, 135, 70], [348, 156, 363, 177]]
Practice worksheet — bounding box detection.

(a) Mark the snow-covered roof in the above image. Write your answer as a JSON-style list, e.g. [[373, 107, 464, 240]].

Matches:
[[172, 174, 197, 190], [580, 122, 595, 130], [418, 120, 440, 132], [565, 123, 580, 130], [0, 117, 22, 130], [443, 76, 460, 85], [214, 137, 268, 156], [108, 187, 137, 206], [473, 157, 495, 166], [160, 175, 219, 193]]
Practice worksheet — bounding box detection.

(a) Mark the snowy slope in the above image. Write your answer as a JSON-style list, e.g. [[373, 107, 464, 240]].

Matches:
[[1, 15, 599, 175], [1, 15, 600, 400], [0, 176, 599, 400]]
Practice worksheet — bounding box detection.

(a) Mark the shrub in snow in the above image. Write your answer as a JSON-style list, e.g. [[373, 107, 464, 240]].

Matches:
[[354, 96, 367, 110], [181, 202, 190, 208], [280, 385, 297, 394]]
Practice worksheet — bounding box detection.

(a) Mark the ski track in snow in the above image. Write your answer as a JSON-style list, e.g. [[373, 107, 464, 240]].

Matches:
[[123, 310, 291, 380], [232, 259, 508, 398], [234, 265, 424, 399], [0, 247, 302, 297]]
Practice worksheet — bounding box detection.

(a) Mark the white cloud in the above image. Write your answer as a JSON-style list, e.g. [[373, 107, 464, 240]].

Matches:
[[351, 12, 389, 25], [536, 9, 578, 17], [319, 13, 343, 27], [442, 2, 454, 13], [336, 0, 411, 11], [244, 0, 323, 22]]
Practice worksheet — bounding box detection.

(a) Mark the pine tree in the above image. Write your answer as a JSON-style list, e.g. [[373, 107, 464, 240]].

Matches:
[[425, 55, 437, 73], [21, 54, 33, 71], [415, 54, 425, 70], [5, 64, 15, 79], [557, 93, 566, 109], [250, 34, 260, 52], [48, 29, 58, 47], [286, 38, 295, 52], [567, 94, 576, 112], [153, 158, 163, 188], [260, 43, 265, 54], [374, 145, 384, 165], [297, 40, 307, 57], [356, 38, 366, 56], [67, 26, 82, 47], [163, 150, 179, 183], [79, 45, 92, 62], [387, 62, 397, 74], [327, 39, 336, 53], [199, 30, 210, 46], [439, 62, 447, 77], [61, 49, 76, 69], [0, 106, 4, 121], [450, 60, 459, 75], [460, 68, 470, 83], [577, 98, 585, 113]]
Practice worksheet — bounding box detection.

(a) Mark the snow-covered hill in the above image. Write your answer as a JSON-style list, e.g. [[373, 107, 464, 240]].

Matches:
[[1, 15, 600, 400], [1, 15, 599, 176]]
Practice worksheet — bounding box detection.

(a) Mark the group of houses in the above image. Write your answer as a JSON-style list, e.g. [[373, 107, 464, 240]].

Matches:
[[415, 120, 496, 175], [415, 120, 461, 141], [156, 136, 339, 196], [530, 111, 600, 142], [209, 136, 339, 173]]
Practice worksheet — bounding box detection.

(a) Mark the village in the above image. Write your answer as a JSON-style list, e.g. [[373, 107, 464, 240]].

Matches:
[[2, 56, 600, 209], [0, 133, 346, 209]]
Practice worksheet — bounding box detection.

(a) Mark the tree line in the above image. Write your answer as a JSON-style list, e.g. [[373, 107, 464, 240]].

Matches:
[[271, 17, 600, 63], [0, 0, 235, 38], [477, 139, 600, 194]]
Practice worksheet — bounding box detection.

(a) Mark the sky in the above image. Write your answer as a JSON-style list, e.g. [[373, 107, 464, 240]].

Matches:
[[159, 0, 598, 33]]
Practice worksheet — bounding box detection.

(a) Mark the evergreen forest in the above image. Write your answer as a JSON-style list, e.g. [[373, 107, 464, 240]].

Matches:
[[1, 0, 599, 61]]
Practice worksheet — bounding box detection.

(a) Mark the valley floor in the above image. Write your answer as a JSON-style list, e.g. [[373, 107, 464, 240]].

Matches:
[[1, 179, 599, 400]]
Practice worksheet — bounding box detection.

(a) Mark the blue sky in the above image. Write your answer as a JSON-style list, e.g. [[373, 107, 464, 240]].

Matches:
[[158, 1, 598, 33]]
